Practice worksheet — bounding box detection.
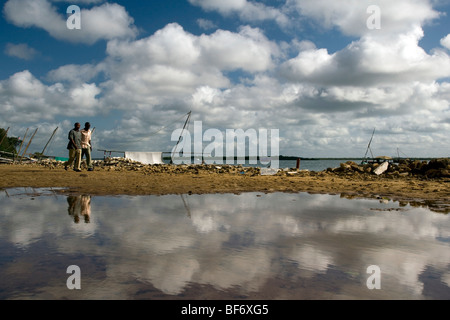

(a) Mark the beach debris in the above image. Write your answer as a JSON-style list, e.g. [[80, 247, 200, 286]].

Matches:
[[4, 157, 450, 179], [373, 161, 389, 175], [260, 168, 280, 176], [26, 157, 263, 175], [0, 157, 13, 164]]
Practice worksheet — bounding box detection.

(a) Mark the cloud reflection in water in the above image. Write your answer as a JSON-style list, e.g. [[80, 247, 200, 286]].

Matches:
[[0, 188, 449, 299]]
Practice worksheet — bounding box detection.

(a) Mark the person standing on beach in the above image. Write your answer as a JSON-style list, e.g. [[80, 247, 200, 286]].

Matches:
[[80, 122, 93, 171], [64, 122, 82, 172]]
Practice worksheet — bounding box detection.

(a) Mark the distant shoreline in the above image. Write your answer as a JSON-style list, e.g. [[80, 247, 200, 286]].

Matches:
[[160, 156, 438, 161], [2, 151, 442, 163]]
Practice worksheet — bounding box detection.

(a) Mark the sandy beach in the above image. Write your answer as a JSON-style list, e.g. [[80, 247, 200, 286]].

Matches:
[[1, 161, 449, 213]]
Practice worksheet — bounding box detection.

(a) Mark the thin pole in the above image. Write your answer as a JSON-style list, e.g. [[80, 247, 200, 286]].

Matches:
[[40, 127, 59, 158], [20, 128, 38, 163], [362, 128, 375, 163], [16, 128, 29, 160], [171, 111, 191, 162]]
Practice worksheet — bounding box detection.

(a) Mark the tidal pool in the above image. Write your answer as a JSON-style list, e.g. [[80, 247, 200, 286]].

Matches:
[[0, 188, 449, 300]]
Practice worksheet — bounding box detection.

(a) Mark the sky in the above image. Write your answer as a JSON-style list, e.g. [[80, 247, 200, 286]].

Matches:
[[1, 0, 450, 159]]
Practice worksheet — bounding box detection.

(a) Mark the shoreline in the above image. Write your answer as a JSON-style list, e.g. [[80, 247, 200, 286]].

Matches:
[[1, 163, 449, 213]]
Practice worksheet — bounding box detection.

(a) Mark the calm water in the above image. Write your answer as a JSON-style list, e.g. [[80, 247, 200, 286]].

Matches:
[[162, 159, 363, 171], [273, 159, 362, 171], [0, 188, 449, 300]]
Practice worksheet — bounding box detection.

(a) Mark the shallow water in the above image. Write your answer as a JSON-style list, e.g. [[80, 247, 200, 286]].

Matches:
[[0, 188, 449, 300], [163, 159, 363, 171]]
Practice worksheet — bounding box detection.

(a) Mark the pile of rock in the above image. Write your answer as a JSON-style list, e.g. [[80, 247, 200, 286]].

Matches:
[[15, 156, 450, 179], [36, 157, 263, 175], [139, 163, 262, 176], [326, 158, 450, 178], [406, 158, 450, 178]]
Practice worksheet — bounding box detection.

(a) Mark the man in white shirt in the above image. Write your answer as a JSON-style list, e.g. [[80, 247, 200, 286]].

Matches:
[[80, 122, 93, 171]]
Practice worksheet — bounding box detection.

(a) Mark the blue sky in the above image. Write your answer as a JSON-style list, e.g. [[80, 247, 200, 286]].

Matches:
[[1, 0, 450, 159]]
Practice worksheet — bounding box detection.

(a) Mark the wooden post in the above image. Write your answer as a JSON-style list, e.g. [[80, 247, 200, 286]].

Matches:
[[40, 127, 58, 159], [20, 128, 38, 163], [296, 158, 301, 169], [16, 128, 29, 161]]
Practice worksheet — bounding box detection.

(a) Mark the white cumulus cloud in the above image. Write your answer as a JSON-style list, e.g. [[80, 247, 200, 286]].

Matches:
[[189, 0, 290, 28], [3, 0, 138, 44], [287, 0, 440, 37]]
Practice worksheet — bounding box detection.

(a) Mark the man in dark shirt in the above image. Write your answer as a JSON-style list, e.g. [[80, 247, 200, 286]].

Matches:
[[64, 122, 82, 172]]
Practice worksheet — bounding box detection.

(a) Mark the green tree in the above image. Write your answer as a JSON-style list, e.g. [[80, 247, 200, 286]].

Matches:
[[0, 128, 22, 156]]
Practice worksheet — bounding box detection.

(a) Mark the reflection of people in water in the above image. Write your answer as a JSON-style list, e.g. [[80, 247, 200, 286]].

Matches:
[[67, 195, 91, 223]]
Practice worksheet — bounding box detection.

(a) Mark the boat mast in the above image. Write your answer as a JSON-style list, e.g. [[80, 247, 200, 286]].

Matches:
[[19, 128, 38, 163], [16, 128, 29, 160], [171, 111, 192, 163], [362, 128, 375, 163], [40, 127, 59, 159]]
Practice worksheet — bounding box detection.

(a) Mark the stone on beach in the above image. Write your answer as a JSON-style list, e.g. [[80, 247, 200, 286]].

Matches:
[[7, 156, 450, 179]]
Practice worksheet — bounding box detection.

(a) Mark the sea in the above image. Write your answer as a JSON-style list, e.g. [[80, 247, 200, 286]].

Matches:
[[160, 158, 363, 171]]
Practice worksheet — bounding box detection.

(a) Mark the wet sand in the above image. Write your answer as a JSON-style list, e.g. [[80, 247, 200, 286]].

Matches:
[[1, 164, 449, 212]]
